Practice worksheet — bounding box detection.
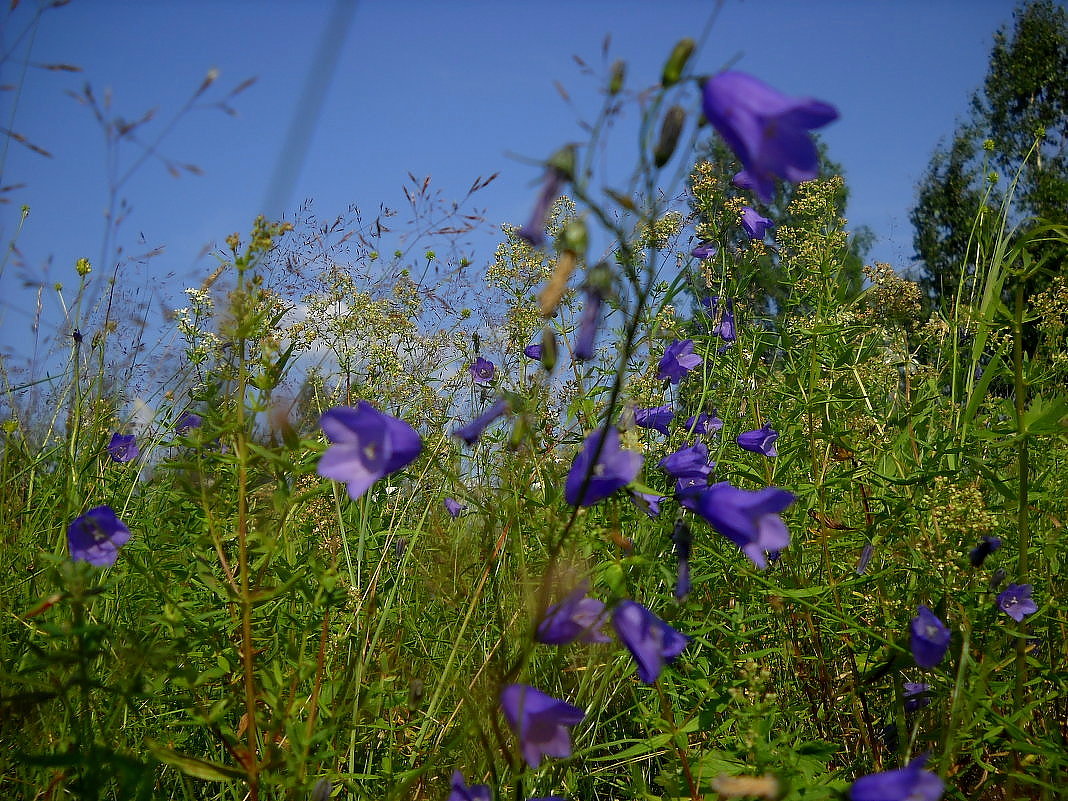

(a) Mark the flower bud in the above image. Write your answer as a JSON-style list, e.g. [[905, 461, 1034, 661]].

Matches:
[[661, 38, 695, 87], [654, 106, 686, 167], [558, 217, 588, 257], [540, 326, 557, 372], [609, 60, 626, 95]]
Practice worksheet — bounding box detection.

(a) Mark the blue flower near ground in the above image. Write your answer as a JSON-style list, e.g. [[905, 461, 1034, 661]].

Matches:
[[686, 412, 723, 435], [537, 583, 610, 644], [453, 398, 510, 445], [910, 606, 950, 668], [447, 771, 491, 801], [737, 423, 779, 457], [470, 357, 495, 384], [500, 684, 585, 769], [612, 600, 689, 683], [903, 682, 931, 712], [564, 428, 642, 507], [692, 482, 794, 569], [969, 535, 1001, 567], [701, 71, 839, 203], [850, 755, 943, 801], [996, 583, 1037, 622], [741, 206, 774, 239], [524, 343, 542, 360], [629, 490, 663, 519], [175, 412, 202, 433], [657, 339, 702, 383], [634, 404, 674, 435], [317, 403, 422, 501], [68, 506, 132, 567], [658, 442, 713, 495], [444, 498, 466, 518], [107, 432, 139, 463]]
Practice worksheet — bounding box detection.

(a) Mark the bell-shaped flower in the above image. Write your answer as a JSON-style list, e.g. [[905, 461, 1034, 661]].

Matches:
[[564, 428, 642, 507], [518, 146, 575, 247], [659, 442, 714, 496], [537, 583, 611, 644], [692, 481, 793, 569], [447, 771, 491, 801], [524, 344, 542, 360], [850, 755, 943, 801], [903, 682, 931, 713], [175, 412, 202, 434], [317, 403, 422, 501], [611, 600, 689, 683], [470, 357, 495, 384], [702, 71, 838, 203], [910, 606, 950, 668], [107, 433, 139, 463], [737, 423, 779, 457], [686, 412, 723, 435], [500, 684, 585, 769], [629, 490, 663, 519], [453, 398, 510, 445], [68, 506, 132, 567], [671, 520, 693, 600], [444, 498, 466, 518], [634, 404, 674, 436], [741, 206, 774, 240], [691, 241, 717, 259], [968, 535, 1001, 567], [657, 339, 702, 384], [996, 584, 1037, 622]]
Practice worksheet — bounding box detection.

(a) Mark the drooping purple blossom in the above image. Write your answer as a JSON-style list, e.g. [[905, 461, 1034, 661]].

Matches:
[[701, 71, 839, 203], [444, 498, 466, 518], [574, 287, 604, 362], [537, 583, 611, 644], [175, 412, 202, 434], [470, 357, 495, 384], [691, 241, 717, 259], [996, 583, 1037, 623], [671, 520, 693, 600], [611, 600, 689, 683], [107, 433, 139, 463], [903, 682, 931, 713], [741, 206, 774, 240], [850, 755, 943, 801], [518, 148, 574, 247], [629, 490, 663, 519], [686, 412, 723, 436], [447, 771, 491, 801], [500, 684, 585, 769], [453, 398, 510, 445], [856, 542, 875, 575], [658, 442, 714, 496], [657, 339, 703, 384], [910, 606, 950, 668], [564, 428, 642, 507], [692, 481, 794, 569], [634, 404, 674, 436], [737, 423, 779, 457], [68, 506, 132, 567], [701, 296, 736, 342], [968, 536, 1001, 567], [317, 403, 422, 501], [524, 344, 543, 360]]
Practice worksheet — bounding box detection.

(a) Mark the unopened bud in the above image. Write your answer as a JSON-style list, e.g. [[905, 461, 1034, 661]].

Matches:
[[661, 38, 695, 87], [547, 144, 577, 182], [75, 258, 92, 277], [540, 326, 557, 372], [654, 106, 686, 167], [558, 218, 588, 257], [538, 250, 577, 317], [609, 60, 626, 95]]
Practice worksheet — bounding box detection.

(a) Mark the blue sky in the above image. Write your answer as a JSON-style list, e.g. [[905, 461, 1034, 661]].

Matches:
[[1, 0, 1020, 378]]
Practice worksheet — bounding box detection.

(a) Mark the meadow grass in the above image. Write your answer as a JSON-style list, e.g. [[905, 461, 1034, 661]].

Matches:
[[2, 37, 1067, 801]]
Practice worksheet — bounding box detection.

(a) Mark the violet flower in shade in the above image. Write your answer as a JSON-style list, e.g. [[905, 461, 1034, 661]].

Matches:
[[701, 296, 736, 342], [658, 442, 713, 496], [537, 583, 611, 644], [686, 412, 723, 435], [968, 535, 1001, 567], [691, 241, 717, 259], [524, 343, 542, 360], [107, 432, 139, 463], [317, 403, 422, 501], [740, 206, 774, 240], [671, 520, 693, 600], [574, 287, 604, 362], [996, 583, 1038, 622], [737, 423, 779, 457], [453, 398, 510, 445], [692, 481, 794, 569], [611, 600, 689, 683], [634, 404, 674, 436], [903, 682, 931, 713], [850, 755, 943, 801], [701, 71, 839, 203], [657, 339, 703, 384], [444, 498, 466, 518], [175, 412, 202, 433], [500, 684, 585, 769], [564, 428, 642, 507], [470, 357, 495, 384], [446, 771, 491, 801], [68, 505, 132, 567], [910, 606, 950, 668], [629, 490, 663, 519]]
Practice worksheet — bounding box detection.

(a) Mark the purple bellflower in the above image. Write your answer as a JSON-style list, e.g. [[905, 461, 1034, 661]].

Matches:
[[564, 428, 642, 507], [692, 482, 794, 569], [968, 535, 1001, 567], [741, 206, 774, 240], [671, 520, 693, 600], [657, 339, 703, 384], [574, 287, 604, 362], [691, 241, 717, 259], [996, 584, 1038, 622], [68, 505, 132, 567], [524, 343, 543, 360], [659, 442, 714, 497], [518, 150, 572, 247], [107, 433, 139, 463], [444, 498, 466, 518], [447, 771, 491, 801], [612, 600, 689, 683], [910, 606, 950, 668], [634, 404, 674, 436], [629, 490, 663, 519], [537, 583, 611, 644], [702, 296, 736, 342], [470, 357, 495, 384], [850, 755, 944, 801], [500, 684, 585, 769], [737, 423, 779, 457], [175, 412, 202, 433], [454, 398, 510, 445], [903, 682, 931, 713], [686, 412, 723, 435], [317, 403, 422, 501], [701, 71, 839, 203]]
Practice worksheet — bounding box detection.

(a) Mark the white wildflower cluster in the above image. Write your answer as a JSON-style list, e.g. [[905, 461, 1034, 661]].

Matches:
[[173, 288, 222, 366]]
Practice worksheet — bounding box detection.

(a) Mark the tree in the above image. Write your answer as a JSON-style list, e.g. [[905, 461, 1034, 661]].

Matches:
[[912, 0, 1068, 307]]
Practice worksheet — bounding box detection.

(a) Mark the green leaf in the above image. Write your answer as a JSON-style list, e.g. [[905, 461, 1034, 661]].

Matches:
[[148, 743, 245, 782]]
